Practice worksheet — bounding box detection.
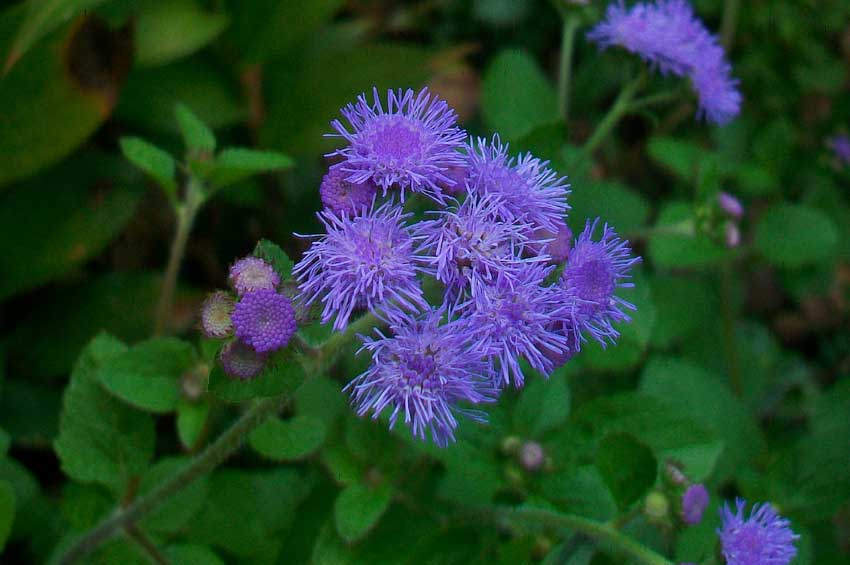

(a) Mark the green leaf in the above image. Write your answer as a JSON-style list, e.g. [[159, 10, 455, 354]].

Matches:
[[138, 457, 209, 534], [538, 465, 618, 521], [595, 433, 657, 510], [568, 180, 651, 236], [163, 544, 225, 565], [0, 155, 144, 299], [754, 203, 838, 268], [649, 274, 717, 349], [3, 0, 108, 72], [481, 49, 558, 141], [248, 415, 327, 462], [175, 103, 216, 154], [135, 0, 228, 67], [649, 201, 730, 269], [206, 148, 293, 189], [0, 480, 14, 552], [208, 348, 306, 402], [647, 137, 711, 181], [176, 400, 209, 450], [253, 239, 294, 280], [514, 369, 570, 437], [54, 333, 156, 492], [334, 483, 393, 542], [119, 137, 177, 197], [96, 337, 195, 413]]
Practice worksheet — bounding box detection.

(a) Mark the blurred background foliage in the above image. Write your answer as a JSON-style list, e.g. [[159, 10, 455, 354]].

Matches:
[[0, 0, 849, 563]]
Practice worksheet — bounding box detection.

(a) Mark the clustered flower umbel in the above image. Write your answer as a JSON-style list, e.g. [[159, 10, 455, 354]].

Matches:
[[588, 0, 742, 125], [201, 256, 296, 379], [292, 86, 641, 446]]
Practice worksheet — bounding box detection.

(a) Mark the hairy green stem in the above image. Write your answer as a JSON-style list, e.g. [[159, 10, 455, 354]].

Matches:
[[582, 74, 645, 156], [510, 508, 673, 565], [557, 16, 581, 122], [154, 178, 205, 336]]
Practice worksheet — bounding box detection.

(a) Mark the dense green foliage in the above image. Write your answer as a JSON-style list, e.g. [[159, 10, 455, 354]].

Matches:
[[0, 0, 849, 563]]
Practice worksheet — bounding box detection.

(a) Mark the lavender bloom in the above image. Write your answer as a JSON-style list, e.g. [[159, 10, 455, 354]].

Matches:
[[519, 441, 545, 471], [724, 221, 741, 248], [219, 340, 268, 380], [293, 202, 428, 331], [718, 499, 799, 565], [681, 484, 709, 525], [530, 219, 573, 263], [415, 193, 540, 296], [201, 291, 234, 338], [588, 0, 741, 125], [466, 135, 570, 233], [229, 257, 280, 296], [328, 87, 467, 203], [319, 168, 378, 214], [440, 164, 470, 195], [345, 309, 498, 447], [561, 219, 640, 344], [232, 289, 297, 353], [463, 263, 577, 387], [718, 191, 744, 219], [828, 134, 850, 166]]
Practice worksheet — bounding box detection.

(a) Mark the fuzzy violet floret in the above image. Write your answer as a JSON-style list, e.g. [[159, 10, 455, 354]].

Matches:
[[588, 0, 741, 125], [345, 309, 498, 447], [328, 87, 468, 203], [293, 201, 428, 331], [219, 339, 268, 380], [228, 256, 280, 295], [319, 167, 378, 214], [231, 289, 297, 354], [681, 483, 709, 525], [718, 499, 799, 565]]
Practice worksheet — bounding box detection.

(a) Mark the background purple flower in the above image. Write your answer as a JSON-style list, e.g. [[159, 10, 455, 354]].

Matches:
[[529, 219, 573, 263], [681, 483, 709, 525], [232, 289, 297, 353], [718, 499, 799, 565], [588, 0, 741, 125], [828, 134, 850, 166], [319, 168, 377, 214], [345, 309, 498, 447], [328, 87, 467, 203], [219, 339, 268, 380], [294, 202, 428, 331], [229, 256, 280, 295]]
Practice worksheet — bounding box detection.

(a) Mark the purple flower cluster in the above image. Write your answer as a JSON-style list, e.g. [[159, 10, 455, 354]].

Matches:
[[588, 0, 741, 125], [294, 87, 641, 445], [201, 256, 296, 379], [718, 499, 799, 565]]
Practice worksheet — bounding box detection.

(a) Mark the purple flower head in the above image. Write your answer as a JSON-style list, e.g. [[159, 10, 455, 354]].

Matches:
[[466, 135, 570, 233], [293, 202, 428, 331], [229, 257, 280, 296], [588, 0, 741, 125], [462, 263, 577, 388], [440, 164, 470, 195], [232, 289, 297, 353], [828, 134, 850, 166], [345, 309, 498, 447], [319, 168, 377, 214], [529, 219, 573, 263], [328, 87, 467, 203], [561, 219, 640, 345], [681, 483, 709, 525], [201, 290, 234, 338], [415, 192, 540, 296], [718, 191, 744, 219], [718, 499, 799, 565], [219, 339, 268, 380]]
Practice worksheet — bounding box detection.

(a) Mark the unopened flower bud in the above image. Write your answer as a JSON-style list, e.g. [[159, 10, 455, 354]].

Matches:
[[724, 222, 741, 248], [501, 435, 522, 455], [229, 256, 280, 295], [718, 191, 744, 219], [645, 491, 670, 522], [519, 441, 545, 472], [219, 340, 267, 380], [201, 291, 234, 338]]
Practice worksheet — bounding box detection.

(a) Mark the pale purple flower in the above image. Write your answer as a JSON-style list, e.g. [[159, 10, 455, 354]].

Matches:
[[319, 168, 377, 214], [588, 0, 741, 125], [828, 134, 850, 166], [462, 263, 578, 387], [561, 219, 640, 345], [219, 340, 268, 380], [466, 135, 570, 233], [232, 289, 297, 353], [724, 221, 741, 248], [530, 219, 573, 263], [229, 257, 280, 296], [293, 202, 428, 331], [519, 441, 545, 471], [345, 309, 498, 447], [328, 87, 467, 203], [440, 164, 470, 195], [414, 193, 541, 296], [201, 290, 234, 338], [682, 484, 709, 525], [718, 499, 799, 565], [718, 191, 744, 219]]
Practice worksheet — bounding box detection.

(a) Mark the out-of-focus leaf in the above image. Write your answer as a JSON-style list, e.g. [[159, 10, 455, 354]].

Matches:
[[333, 483, 393, 543], [0, 13, 131, 186], [251, 239, 294, 280], [60, 482, 111, 531], [649, 274, 717, 349], [514, 369, 570, 437], [206, 148, 293, 190], [163, 544, 225, 565], [54, 333, 156, 493], [176, 400, 209, 451], [135, 0, 228, 67], [595, 433, 657, 510], [0, 153, 143, 299], [437, 441, 503, 506], [249, 415, 327, 462], [647, 137, 711, 181], [208, 349, 306, 402], [481, 49, 558, 141], [538, 465, 618, 521], [175, 103, 216, 154], [138, 457, 209, 534], [0, 480, 14, 552], [97, 337, 195, 413], [119, 137, 176, 198], [754, 203, 838, 268], [649, 201, 730, 268], [0, 380, 61, 447], [568, 180, 651, 236]]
